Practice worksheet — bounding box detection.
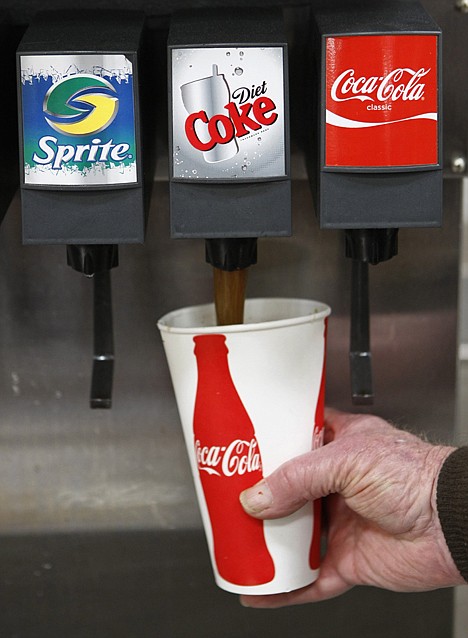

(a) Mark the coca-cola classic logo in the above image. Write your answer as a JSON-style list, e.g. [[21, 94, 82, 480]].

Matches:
[[325, 34, 438, 167], [331, 67, 429, 111], [195, 438, 261, 477]]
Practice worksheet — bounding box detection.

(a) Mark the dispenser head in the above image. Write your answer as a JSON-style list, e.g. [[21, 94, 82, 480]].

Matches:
[[308, 0, 442, 229], [17, 11, 151, 244], [168, 9, 291, 239]]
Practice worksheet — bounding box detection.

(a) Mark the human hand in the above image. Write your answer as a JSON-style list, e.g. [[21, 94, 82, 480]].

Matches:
[[239, 408, 464, 607]]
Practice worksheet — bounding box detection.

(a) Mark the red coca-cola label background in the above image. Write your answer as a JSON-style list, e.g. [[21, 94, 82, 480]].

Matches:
[[193, 334, 275, 586], [325, 35, 439, 168]]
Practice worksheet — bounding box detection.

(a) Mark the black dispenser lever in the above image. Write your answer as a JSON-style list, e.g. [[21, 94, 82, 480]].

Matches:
[[345, 229, 398, 405], [350, 258, 373, 405], [91, 269, 114, 409], [67, 245, 118, 409]]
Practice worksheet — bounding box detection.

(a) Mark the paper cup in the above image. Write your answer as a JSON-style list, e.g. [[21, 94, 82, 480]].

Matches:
[[158, 298, 330, 595]]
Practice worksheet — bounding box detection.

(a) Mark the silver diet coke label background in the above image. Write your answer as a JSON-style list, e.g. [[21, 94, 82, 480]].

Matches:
[[171, 47, 286, 180]]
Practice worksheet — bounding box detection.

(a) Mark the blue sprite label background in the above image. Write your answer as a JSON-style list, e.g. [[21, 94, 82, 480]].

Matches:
[[20, 54, 138, 187]]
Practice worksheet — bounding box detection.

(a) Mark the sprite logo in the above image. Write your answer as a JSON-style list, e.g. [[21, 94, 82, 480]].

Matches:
[[43, 75, 119, 136], [21, 54, 137, 187], [34, 74, 130, 170]]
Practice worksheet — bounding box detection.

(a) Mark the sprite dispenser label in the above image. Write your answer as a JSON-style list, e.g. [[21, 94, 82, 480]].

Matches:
[[20, 54, 138, 187], [171, 47, 286, 180]]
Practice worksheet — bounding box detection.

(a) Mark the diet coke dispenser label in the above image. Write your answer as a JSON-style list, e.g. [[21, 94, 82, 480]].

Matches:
[[308, 1, 442, 229], [325, 35, 439, 168], [171, 47, 286, 180]]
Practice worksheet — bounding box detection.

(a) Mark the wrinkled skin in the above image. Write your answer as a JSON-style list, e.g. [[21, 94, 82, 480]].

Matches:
[[239, 408, 464, 608]]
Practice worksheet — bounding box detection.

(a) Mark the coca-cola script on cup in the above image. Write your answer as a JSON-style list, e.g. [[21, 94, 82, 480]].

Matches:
[[158, 298, 330, 595], [325, 35, 439, 167]]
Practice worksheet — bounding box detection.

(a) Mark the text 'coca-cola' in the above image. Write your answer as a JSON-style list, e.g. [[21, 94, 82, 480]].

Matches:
[[325, 34, 439, 168]]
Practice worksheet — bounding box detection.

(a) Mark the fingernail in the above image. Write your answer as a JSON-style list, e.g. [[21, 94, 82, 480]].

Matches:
[[239, 480, 273, 514]]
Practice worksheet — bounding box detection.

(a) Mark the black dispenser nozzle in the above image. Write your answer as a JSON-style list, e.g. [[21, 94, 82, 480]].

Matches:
[[205, 238, 258, 271], [67, 245, 118, 409], [345, 229, 398, 405], [205, 238, 258, 326]]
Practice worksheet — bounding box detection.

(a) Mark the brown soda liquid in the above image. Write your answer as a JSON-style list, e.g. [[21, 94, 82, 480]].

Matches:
[[213, 267, 248, 326]]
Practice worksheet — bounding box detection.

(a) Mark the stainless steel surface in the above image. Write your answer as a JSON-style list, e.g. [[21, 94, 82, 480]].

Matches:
[[0, 1, 466, 636]]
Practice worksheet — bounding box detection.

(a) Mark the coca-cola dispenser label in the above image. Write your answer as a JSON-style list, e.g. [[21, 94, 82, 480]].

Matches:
[[171, 47, 286, 180], [325, 35, 439, 169]]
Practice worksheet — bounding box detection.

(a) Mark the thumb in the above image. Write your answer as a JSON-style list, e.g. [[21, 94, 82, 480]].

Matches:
[[239, 444, 341, 520]]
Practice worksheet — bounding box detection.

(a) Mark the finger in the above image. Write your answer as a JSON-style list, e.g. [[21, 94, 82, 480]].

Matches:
[[240, 409, 392, 520], [240, 560, 353, 608], [240, 442, 344, 519]]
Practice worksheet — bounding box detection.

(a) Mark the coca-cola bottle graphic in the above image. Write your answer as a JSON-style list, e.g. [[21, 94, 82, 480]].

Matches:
[[193, 333, 275, 586]]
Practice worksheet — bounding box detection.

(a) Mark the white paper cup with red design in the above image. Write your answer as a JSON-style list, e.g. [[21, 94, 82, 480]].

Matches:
[[157, 298, 331, 595]]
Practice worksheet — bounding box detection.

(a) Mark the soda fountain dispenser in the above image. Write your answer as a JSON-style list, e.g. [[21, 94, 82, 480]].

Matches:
[[307, 0, 442, 403], [17, 10, 152, 408], [168, 8, 290, 323]]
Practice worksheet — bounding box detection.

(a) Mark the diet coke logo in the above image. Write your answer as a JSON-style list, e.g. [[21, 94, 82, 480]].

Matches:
[[331, 67, 430, 104], [185, 88, 278, 151], [195, 438, 262, 477]]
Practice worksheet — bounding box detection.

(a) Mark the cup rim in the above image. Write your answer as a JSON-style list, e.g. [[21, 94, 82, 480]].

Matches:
[[157, 297, 331, 335]]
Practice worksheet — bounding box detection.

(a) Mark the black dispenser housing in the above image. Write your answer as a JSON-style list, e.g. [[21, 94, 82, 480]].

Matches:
[[17, 10, 152, 244], [168, 8, 291, 240], [307, 0, 442, 230]]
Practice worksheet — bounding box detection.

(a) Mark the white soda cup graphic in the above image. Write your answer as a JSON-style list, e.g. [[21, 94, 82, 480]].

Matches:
[[180, 64, 239, 163]]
